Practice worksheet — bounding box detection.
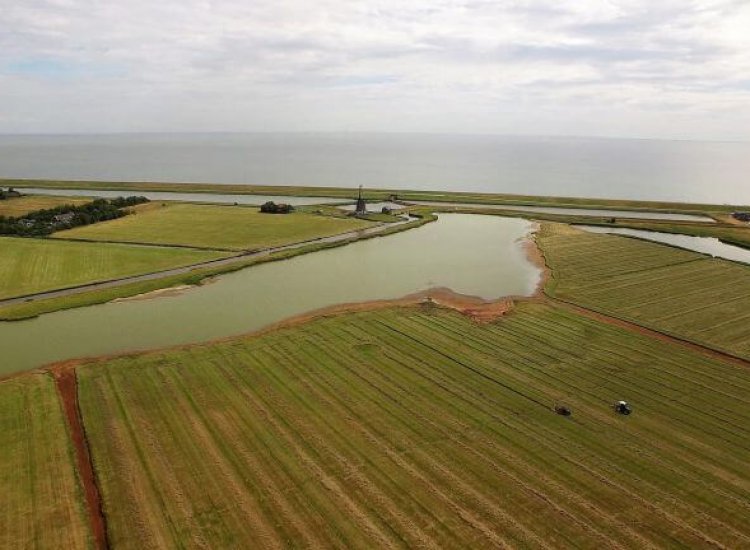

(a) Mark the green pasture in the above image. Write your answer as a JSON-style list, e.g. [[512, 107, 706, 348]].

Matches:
[[54, 203, 375, 251], [538, 223, 750, 358], [0, 374, 91, 548], [0, 236, 227, 300], [0, 195, 88, 218], [75, 302, 750, 548]]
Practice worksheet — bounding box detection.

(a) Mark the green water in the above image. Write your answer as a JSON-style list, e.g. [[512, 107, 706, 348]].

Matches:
[[0, 214, 539, 375]]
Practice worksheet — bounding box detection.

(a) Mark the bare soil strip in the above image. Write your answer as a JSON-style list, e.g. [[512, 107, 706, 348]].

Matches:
[[52, 367, 109, 550]]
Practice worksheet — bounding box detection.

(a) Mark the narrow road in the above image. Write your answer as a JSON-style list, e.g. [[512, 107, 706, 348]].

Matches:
[[0, 217, 414, 308]]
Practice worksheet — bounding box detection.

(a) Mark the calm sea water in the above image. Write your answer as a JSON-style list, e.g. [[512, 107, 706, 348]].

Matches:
[[1, 133, 749, 204]]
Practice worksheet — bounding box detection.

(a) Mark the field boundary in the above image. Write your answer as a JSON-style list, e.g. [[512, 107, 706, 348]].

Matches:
[[533, 223, 750, 368], [50, 236, 239, 252], [547, 298, 750, 370], [52, 367, 109, 550]]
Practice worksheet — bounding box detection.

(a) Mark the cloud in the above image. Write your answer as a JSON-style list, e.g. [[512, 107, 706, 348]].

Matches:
[[0, 0, 748, 139]]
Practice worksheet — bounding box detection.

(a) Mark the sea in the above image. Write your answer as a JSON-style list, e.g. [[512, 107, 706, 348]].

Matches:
[[0, 133, 748, 205]]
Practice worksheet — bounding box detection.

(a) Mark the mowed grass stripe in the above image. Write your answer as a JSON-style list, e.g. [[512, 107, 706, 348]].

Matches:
[[338, 312, 736, 543], [308, 322, 640, 547], [203, 349, 397, 548], [162, 356, 332, 547], [539, 223, 750, 359], [0, 374, 91, 549], [416, 308, 750, 490], [0, 236, 227, 299], [186, 347, 385, 547], [410, 309, 750, 462], [86, 358, 293, 548], [400, 312, 750, 544], [77, 304, 750, 547], [368, 310, 750, 536], [247, 332, 497, 547], [239, 346, 458, 548], [498, 311, 750, 431], [272, 332, 560, 548]]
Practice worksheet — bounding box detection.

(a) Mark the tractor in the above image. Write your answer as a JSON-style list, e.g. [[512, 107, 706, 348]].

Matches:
[[614, 400, 632, 415]]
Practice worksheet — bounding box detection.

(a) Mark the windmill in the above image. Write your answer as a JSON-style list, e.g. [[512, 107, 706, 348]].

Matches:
[[355, 185, 367, 215]]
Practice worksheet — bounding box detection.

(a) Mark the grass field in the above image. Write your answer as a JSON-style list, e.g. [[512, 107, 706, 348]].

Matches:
[[538, 223, 750, 358], [54, 203, 375, 251], [0, 374, 91, 548], [0, 236, 227, 299], [76, 302, 750, 548], [0, 195, 88, 217]]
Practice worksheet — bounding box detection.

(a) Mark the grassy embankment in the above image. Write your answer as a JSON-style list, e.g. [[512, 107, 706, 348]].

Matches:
[[12, 179, 750, 246], [0, 374, 91, 547], [28, 177, 748, 246], [537, 223, 750, 359], [0, 211, 436, 320], [72, 301, 750, 548], [6, 178, 747, 213], [0, 236, 227, 300], [54, 203, 375, 251], [0, 195, 89, 217]]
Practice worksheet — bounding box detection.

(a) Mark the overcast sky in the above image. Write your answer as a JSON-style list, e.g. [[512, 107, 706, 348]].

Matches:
[[1, 0, 749, 139]]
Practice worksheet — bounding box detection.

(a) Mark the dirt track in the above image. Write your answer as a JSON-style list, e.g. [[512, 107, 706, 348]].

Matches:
[[53, 367, 109, 550]]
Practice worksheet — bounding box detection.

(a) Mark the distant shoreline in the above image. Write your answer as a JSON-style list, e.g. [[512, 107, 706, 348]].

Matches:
[[4, 178, 746, 211]]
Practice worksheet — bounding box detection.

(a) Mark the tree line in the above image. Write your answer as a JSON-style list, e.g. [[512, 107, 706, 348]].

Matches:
[[0, 196, 150, 237], [0, 187, 21, 200]]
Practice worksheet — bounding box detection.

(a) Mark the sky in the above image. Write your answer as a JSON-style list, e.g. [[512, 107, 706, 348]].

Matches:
[[1, 0, 749, 140]]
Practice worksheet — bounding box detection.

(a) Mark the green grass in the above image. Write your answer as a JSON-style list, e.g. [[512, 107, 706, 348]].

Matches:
[[0, 195, 88, 217], [0, 236, 227, 300], [0, 374, 91, 548], [76, 302, 750, 548], [538, 223, 750, 358], [54, 203, 375, 251]]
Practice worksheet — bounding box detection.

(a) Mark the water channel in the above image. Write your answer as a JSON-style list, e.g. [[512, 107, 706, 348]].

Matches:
[[579, 226, 750, 264], [0, 214, 540, 375], [21, 187, 347, 206], [409, 201, 715, 222]]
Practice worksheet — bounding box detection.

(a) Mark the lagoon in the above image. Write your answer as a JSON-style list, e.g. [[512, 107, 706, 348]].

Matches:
[[0, 214, 539, 375]]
